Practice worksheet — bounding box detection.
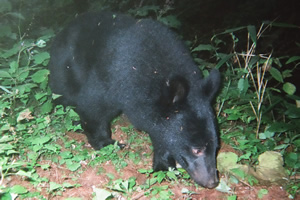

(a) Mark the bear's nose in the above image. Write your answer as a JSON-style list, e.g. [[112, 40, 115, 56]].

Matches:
[[205, 177, 219, 189]]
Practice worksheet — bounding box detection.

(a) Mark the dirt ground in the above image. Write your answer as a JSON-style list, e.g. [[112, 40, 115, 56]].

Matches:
[[4, 121, 294, 200]]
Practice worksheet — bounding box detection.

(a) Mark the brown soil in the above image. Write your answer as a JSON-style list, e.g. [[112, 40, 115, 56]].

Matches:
[[4, 119, 294, 200]]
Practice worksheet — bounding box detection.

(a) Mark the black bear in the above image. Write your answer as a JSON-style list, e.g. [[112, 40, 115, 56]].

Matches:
[[49, 12, 220, 188]]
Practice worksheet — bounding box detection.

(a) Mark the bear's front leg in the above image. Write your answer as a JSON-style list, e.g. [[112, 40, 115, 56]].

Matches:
[[153, 148, 176, 171]]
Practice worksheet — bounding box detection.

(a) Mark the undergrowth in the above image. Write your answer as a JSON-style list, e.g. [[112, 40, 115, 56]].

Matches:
[[0, 0, 299, 199], [195, 22, 300, 197]]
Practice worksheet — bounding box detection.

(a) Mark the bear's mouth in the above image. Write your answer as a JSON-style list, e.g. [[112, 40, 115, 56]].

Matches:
[[176, 155, 189, 169], [175, 155, 219, 188]]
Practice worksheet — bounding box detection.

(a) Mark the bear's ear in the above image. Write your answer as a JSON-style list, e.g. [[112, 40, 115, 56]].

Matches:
[[201, 69, 221, 101], [159, 76, 189, 106]]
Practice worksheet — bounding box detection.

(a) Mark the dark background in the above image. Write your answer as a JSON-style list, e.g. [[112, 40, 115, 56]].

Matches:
[[13, 0, 300, 93]]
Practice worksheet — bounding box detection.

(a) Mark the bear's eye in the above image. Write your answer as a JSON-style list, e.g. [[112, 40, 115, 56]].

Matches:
[[192, 147, 205, 156]]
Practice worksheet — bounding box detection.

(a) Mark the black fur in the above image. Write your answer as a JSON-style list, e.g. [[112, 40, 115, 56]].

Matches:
[[49, 12, 220, 188]]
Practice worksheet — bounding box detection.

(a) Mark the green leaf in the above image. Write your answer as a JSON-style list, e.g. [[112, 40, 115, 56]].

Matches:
[[247, 175, 258, 186], [166, 171, 177, 181], [218, 26, 247, 35], [2, 43, 20, 58], [52, 93, 62, 100], [146, 177, 157, 186], [63, 182, 76, 188], [40, 164, 51, 170], [66, 160, 81, 171], [293, 139, 300, 148], [31, 136, 51, 145], [40, 101, 53, 114], [159, 15, 181, 29], [238, 152, 251, 161], [31, 69, 49, 83], [267, 122, 293, 133], [237, 78, 249, 94], [282, 69, 293, 79], [49, 182, 62, 191], [0, 192, 12, 200], [159, 190, 172, 199], [215, 54, 233, 69], [44, 144, 59, 152], [19, 70, 30, 82], [93, 187, 113, 200], [286, 56, 300, 64], [68, 108, 80, 118], [227, 114, 240, 120], [155, 171, 166, 183], [269, 67, 283, 83], [285, 152, 298, 168], [9, 185, 28, 194], [128, 177, 136, 191], [258, 130, 275, 139], [16, 83, 37, 93], [16, 170, 32, 178], [231, 168, 246, 179], [9, 61, 18, 74], [60, 151, 73, 159], [0, 135, 13, 143], [0, 70, 11, 78], [247, 25, 257, 45], [274, 144, 289, 150], [138, 168, 152, 174], [32, 144, 43, 152], [35, 92, 47, 101], [192, 44, 217, 52], [0, 144, 15, 154], [283, 82, 296, 95], [267, 22, 299, 28], [32, 52, 50, 65], [227, 195, 237, 200], [0, 124, 10, 132], [106, 173, 115, 180], [258, 189, 268, 199]]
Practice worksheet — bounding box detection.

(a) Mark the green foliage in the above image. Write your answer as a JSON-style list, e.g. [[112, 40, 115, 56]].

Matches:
[[128, 3, 181, 29], [0, 2, 83, 198], [1, 1, 299, 198], [93, 187, 113, 200], [257, 189, 268, 199], [139, 167, 190, 192], [89, 143, 128, 170], [118, 125, 151, 165], [49, 182, 80, 194], [227, 195, 237, 200], [0, 31, 52, 200], [108, 177, 136, 193], [204, 22, 300, 195], [230, 168, 258, 186]]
